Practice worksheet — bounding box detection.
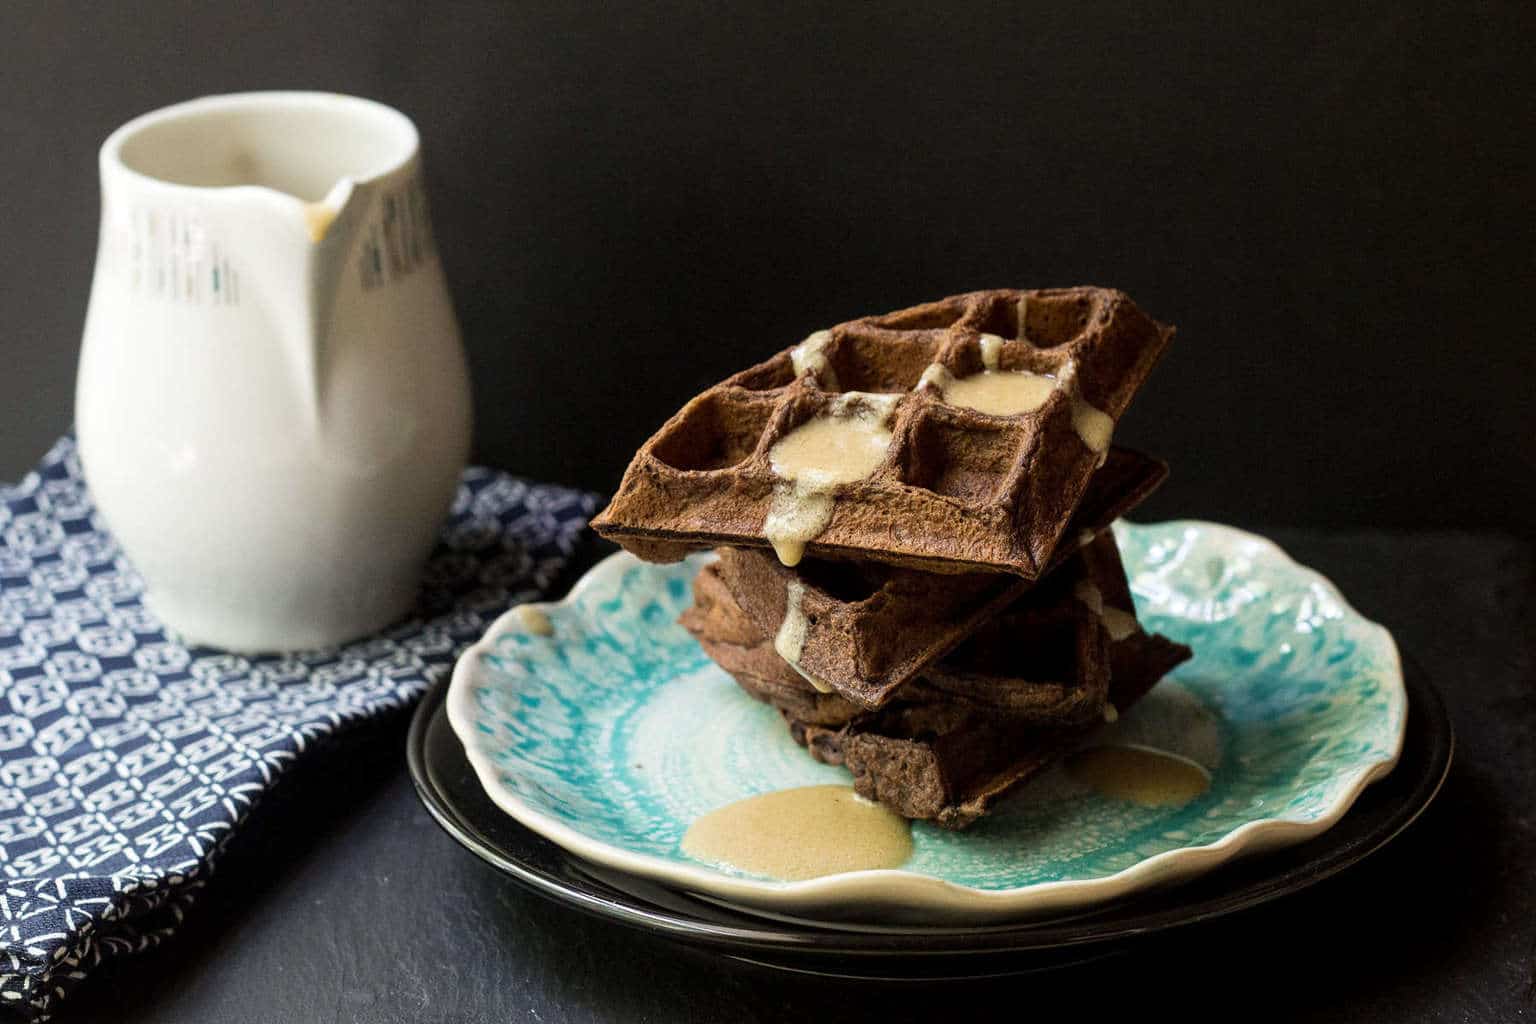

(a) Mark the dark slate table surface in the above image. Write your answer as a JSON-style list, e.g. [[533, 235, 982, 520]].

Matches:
[[54, 528, 1536, 1024]]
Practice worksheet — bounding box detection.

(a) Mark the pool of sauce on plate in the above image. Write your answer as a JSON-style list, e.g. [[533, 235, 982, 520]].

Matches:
[[1067, 745, 1211, 807], [513, 605, 554, 636], [681, 784, 913, 880]]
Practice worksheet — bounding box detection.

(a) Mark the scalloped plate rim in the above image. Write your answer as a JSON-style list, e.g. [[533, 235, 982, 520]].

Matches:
[[445, 520, 1405, 919]]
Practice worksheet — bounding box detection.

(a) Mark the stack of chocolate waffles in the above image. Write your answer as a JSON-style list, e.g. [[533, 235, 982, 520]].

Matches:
[[592, 287, 1191, 828]]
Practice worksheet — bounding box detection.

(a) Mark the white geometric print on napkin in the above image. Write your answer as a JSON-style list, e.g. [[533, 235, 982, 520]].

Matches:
[[0, 436, 600, 1020]]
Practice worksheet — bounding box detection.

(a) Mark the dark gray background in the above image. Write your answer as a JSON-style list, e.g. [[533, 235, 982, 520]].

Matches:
[[1, 6, 1533, 1022], [0, 1, 1531, 532]]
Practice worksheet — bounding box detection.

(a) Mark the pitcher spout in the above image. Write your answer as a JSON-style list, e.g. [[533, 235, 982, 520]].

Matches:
[[301, 178, 357, 244], [273, 176, 374, 430]]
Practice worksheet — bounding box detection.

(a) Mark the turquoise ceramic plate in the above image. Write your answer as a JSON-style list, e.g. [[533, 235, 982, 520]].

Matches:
[[445, 521, 1405, 922]]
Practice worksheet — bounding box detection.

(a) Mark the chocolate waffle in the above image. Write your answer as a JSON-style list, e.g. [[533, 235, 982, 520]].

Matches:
[[711, 447, 1167, 708], [592, 287, 1176, 578], [679, 561, 865, 727], [683, 532, 1160, 725], [791, 621, 1192, 830], [680, 557, 1111, 728], [682, 532, 1192, 828]]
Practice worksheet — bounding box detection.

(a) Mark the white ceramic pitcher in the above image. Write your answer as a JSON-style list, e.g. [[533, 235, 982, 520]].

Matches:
[[77, 92, 472, 651]]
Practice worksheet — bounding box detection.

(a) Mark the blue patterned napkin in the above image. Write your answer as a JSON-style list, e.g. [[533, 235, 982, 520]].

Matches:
[[0, 437, 600, 1019]]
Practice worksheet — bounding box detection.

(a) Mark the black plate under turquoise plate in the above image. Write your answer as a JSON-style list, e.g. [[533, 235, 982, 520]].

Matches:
[[407, 659, 1451, 980]]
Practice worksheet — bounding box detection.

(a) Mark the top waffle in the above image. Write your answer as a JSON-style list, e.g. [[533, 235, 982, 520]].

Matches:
[[592, 287, 1175, 578]]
